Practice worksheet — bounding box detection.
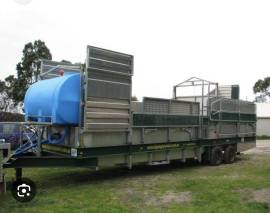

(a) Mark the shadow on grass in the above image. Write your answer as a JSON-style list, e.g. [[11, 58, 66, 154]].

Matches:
[[5, 160, 203, 188], [6, 157, 246, 190]]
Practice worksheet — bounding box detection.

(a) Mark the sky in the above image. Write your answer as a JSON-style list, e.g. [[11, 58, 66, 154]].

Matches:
[[0, 0, 270, 101]]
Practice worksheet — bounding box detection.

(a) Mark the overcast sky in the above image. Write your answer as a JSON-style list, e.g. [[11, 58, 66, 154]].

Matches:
[[1, 0, 270, 101]]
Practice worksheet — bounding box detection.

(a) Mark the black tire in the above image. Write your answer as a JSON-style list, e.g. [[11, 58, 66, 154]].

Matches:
[[201, 149, 210, 164], [210, 146, 223, 166], [223, 146, 236, 164]]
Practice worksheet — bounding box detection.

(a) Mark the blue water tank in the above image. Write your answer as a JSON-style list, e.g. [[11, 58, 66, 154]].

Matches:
[[24, 73, 80, 125]]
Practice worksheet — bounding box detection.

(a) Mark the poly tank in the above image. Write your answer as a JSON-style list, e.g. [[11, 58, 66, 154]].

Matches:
[[24, 73, 80, 125]]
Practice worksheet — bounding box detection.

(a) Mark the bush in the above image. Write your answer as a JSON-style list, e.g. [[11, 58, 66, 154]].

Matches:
[[256, 135, 270, 140], [0, 112, 24, 122]]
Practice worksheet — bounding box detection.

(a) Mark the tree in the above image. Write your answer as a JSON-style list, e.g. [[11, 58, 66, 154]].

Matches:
[[131, 96, 138, 101], [253, 77, 270, 102], [0, 79, 14, 111], [61, 60, 72, 64], [5, 40, 52, 104]]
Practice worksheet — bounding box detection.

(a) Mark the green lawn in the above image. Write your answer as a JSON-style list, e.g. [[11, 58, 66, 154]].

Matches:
[[256, 135, 270, 140], [1, 153, 270, 213]]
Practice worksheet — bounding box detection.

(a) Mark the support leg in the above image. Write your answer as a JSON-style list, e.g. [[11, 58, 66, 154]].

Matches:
[[15, 168, 22, 181], [0, 174, 5, 194]]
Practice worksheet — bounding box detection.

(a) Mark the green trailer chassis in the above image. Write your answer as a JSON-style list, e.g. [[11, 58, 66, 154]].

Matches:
[[3, 136, 255, 182]]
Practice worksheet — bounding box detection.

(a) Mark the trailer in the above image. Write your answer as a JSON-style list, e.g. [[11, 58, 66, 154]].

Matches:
[[0, 46, 256, 187]]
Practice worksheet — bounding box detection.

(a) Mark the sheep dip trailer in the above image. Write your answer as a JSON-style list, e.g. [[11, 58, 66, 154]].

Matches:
[[0, 46, 256, 186]]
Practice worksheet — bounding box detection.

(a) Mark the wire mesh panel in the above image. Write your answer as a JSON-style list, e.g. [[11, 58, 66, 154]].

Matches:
[[40, 60, 81, 79], [84, 46, 133, 132], [217, 86, 232, 99], [209, 98, 256, 122], [143, 97, 199, 115], [143, 98, 169, 114]]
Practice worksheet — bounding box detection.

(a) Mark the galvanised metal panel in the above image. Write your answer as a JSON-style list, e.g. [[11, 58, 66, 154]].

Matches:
[[170, 100, 199, 115], [143, 97, 199, 115], [85, 46, 133, 133], [218, 86, 232, 98], [239, 114, 256, 122], [221, 99, 238, 112], [143, 98, 169, 114], [133, 114, 199, 126], [88, 70, 131, 84], [231, 85, 239, 99], [131, 102, 143, 113], [88, 46, 133, 73], [40, 59, 81, 79], [87, 79, 131, 99], [240, 101, 256, 114], [210, 112, 256, 122], [170, 101, 191, 115], [191, 103, 200, 115], [88, 58, 131, 74], [239, 123, 256, 135], [219, 123, 237, 135], [209, 98, 256, 122], [85, 98, 130, 130]]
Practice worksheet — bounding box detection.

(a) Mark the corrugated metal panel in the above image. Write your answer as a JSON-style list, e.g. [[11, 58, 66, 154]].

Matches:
[[85, 46, 133, 132], [86, 98, 130, 130]]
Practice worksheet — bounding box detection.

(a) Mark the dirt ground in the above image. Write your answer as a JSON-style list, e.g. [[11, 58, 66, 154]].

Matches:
[[244, 140, 270, 155]]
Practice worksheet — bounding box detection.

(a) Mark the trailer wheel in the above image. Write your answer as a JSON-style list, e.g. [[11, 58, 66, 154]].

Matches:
[[223, 146, 236, 164], [210, 147, 223, 166], [201, 148, 210, 164]]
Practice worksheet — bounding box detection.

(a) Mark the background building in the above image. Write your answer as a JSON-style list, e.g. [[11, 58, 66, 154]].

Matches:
[[256, 103, 270, 136]]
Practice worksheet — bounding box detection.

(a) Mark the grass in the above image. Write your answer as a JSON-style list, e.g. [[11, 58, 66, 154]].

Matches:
[[256, 135, 270, 140], [1, 154, 270, 213]]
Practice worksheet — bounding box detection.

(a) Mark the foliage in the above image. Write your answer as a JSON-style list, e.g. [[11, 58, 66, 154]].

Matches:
[[253, 77, 270, 102], [131, 96, 138, 101], [60, 59, 72, 64], [0, 80, 15, 112], [257, 135, 270, 140], [0, 112, 24, 122], [3, 40, 52, 105]]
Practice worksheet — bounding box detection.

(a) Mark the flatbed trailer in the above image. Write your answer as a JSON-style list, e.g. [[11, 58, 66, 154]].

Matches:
[[2, 135, 256, 181], [0, 46, 256, 187]]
